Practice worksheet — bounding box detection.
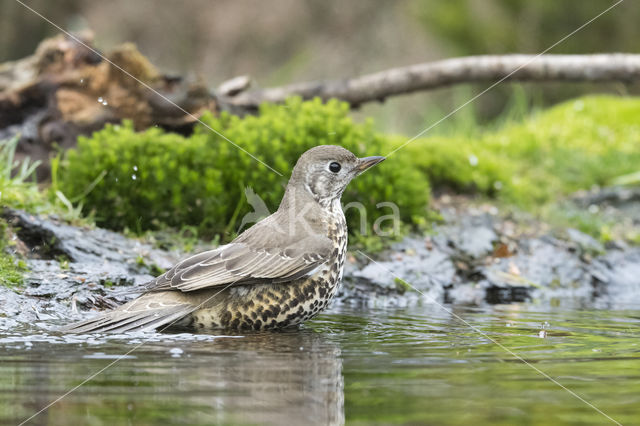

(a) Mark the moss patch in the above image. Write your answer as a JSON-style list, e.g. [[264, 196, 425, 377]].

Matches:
[[56, 97, 429, 239], [0, 219, 26, 288], [0, 137, 46, 212], [0, 253, 26, 288], [397, 96, 640, 207], [55, 95, 640, 244]]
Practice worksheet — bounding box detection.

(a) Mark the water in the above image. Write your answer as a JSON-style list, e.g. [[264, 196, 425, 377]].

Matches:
[[1, 305, 639, 425]]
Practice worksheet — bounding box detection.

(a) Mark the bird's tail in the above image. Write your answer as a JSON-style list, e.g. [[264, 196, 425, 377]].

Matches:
[[59, 292, 196, 334]]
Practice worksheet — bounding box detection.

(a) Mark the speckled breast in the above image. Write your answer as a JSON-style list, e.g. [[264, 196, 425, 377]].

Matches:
[[189, 207, 348, 331]]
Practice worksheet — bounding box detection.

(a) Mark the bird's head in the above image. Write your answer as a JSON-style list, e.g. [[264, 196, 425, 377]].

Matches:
[[287, 145, 385, 207]]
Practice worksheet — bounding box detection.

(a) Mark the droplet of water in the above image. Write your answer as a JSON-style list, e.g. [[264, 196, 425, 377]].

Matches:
[[97, 97, 103, 103], [468, 154, 478, 167], [131, 174, 137, 180], [133, 165, 138, 171]]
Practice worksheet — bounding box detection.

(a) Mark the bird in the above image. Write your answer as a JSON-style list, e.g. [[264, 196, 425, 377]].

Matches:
[[62, 145, 385, 333]]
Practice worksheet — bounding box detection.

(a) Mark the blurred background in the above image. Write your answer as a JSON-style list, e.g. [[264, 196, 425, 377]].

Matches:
[[2, 0, 639, 135]]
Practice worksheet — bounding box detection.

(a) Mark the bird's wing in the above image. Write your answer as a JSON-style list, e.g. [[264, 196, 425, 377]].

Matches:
[[145, 233, 333, 293]]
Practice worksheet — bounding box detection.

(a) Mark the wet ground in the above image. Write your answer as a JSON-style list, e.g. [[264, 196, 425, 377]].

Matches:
[[3, 194, 640, 327], [1, 305, 639, 425]]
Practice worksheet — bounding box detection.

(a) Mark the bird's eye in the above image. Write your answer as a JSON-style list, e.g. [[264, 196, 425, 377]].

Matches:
[[329, 162, 341, 173]]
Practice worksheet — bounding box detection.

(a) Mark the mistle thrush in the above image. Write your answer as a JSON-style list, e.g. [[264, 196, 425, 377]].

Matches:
[[62, 145, 385, 333]]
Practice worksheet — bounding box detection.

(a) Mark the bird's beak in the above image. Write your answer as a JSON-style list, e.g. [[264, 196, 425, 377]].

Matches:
[[356, 156, 386, 173]]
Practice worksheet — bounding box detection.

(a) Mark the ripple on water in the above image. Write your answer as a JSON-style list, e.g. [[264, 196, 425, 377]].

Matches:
[[1, 305, 639, 425]]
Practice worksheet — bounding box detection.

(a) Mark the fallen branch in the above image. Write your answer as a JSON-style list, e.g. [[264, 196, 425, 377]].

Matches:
[[221, 54, 640, 108]]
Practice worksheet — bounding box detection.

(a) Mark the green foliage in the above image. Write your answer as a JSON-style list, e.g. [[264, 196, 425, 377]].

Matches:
[[0, 136, 44, 212], [0, 136, 43, 287], [0, 134, 91, 288], [0, 135, 91, 225], [57, 97, 430, 239], [410, 1, 640, 125], [0, 220, 25, 288], [55, 95, 640, 244], [0, 252, 24, 288], [398, 96, 640, 208], [612, 170, 640, 187], [393, 277, 412, 294], [412, 0, 639, 56]]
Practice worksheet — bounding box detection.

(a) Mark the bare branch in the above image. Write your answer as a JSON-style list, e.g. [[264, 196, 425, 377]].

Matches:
[[222, 54, 640, 108]]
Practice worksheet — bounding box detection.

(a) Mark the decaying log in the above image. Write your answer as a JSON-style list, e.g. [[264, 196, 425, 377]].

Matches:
[[0, 33, 216, 179], [221, 54, 640, 108]]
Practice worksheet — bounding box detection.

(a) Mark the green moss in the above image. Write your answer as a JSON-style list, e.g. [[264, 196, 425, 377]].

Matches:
[[55, 95, 640, 245], [392, 95, 640, 243], [100, 278, 130, 288], [629, 231, 640, 245], [398, 96, 640, 208], [56, 255, 70, 270], [0, 135, 90, 287], [57, 97, 429, 240], [0, 136, 46, 212], [1, 136, 92, 227], [394, 277, 412, 294], [0, 219, 25, 288], [0, 254, 24, 288], [135, 255, 166, 277], [0, 137, 42, 287]]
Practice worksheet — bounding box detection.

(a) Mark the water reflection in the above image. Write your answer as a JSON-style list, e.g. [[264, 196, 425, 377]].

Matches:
[[2, 305, 640, 425], [181, 331, 345, 426], [1, 330, 344, 425]]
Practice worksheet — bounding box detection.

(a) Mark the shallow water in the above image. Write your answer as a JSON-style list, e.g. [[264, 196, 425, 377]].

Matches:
[[1, 304, 639, 425]]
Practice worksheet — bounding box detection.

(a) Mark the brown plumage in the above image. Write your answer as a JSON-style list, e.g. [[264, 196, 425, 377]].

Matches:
[[62, 145, 385, 333]]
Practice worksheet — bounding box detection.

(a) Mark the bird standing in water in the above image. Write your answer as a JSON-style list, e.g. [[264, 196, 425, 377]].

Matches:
[[63, 145, 384, 333]]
